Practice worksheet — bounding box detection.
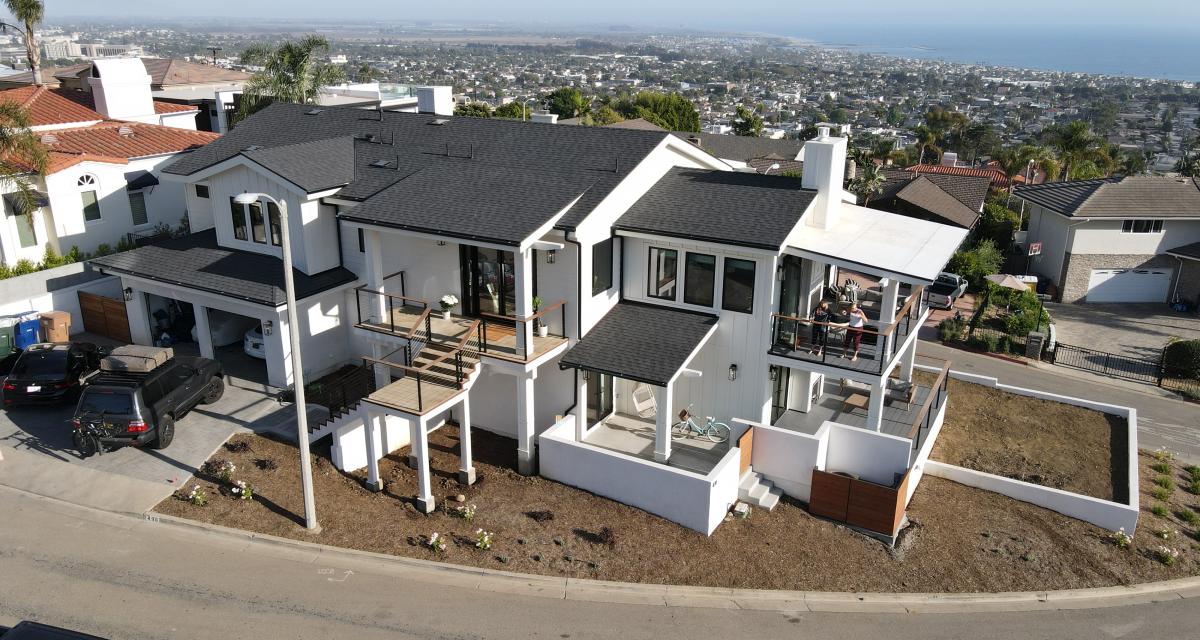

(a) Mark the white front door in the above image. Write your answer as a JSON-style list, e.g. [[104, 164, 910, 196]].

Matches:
[[1085, 268, 1173, 303]]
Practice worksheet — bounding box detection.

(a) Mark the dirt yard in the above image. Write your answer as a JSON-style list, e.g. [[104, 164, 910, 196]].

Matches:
[[929, 377, 1126, 502], [156, 423, 1198, 593]]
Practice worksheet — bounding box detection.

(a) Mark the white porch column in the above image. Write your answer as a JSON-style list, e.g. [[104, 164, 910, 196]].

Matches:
[[865, 379, 886, 432], [458, 397, 476, 485], [573, 372, 588, 442], [364, 229, 386, 323], [879, 278, 901, 361], [411, 417, 435, 513], [900, 337, 918, 383], [125, 288, 152, 346], [514, 247, 534, 358], [516, 370, 537, 475], [654, 382, 673, 463], [370, 342, 391, 390], [363, 408, 382, 492], [193, 305, 215, 359]]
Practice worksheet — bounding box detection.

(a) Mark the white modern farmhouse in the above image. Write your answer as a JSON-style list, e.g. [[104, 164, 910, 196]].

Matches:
[[92, 102, 966, 535]]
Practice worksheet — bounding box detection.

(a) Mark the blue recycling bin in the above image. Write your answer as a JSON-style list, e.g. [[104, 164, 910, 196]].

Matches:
[[14, 319, 39, 349]]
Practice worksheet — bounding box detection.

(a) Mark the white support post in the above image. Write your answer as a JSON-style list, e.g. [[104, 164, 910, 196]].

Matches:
[[363, 409, 382, 492], [573, 372, 588, 442], [411, 417, 434, 513], [364, 229, 386, 324], [654, 383, 673, 463], [866, 379, 886, 432], [900, 337, 918, 383], [516, 371, 537, 475], [514, 247, 534, 358], [370, 342, 391, 390], [879, 278, 901, 361], [458, 397, 476, 486], [192, 305, 215, 359]]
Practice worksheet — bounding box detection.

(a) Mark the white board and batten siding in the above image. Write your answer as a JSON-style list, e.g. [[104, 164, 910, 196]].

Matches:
[[620, 235, 777, 426]]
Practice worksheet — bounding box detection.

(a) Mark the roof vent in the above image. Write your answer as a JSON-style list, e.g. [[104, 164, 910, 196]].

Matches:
[[368, 159, 392, 168], [242, 145, 262, 151], [355, 133, 378, 143], [40, 133, 57, 145], [428, 118, 450, 126], [118, 124, 135, 137], [305, 108, 323, 115]]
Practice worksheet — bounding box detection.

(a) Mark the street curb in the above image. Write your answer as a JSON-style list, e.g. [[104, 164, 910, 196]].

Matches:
[[7, 475, 1200, 614]]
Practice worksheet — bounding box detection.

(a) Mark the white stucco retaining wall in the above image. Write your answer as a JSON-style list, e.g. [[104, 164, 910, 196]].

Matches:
[[743, 420, 827, 502], [539, 415, 741, 534], [0, 263, 121, 335]]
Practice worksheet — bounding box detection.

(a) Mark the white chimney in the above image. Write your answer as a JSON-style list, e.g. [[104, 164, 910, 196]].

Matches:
[[87, 58, 155, 122], [801, 126, 848, 230], [417, 86, 453, 116], [941, 151, 959, 167], [530, 110, 558, 124]]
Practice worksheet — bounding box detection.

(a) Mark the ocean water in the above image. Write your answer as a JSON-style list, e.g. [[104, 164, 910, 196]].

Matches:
[[783, 25, 1200, 82]]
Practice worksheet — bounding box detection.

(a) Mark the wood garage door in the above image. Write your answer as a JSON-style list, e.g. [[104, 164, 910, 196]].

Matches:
[[78, 291, 131, 343], [1086, 268, 1172, 303]]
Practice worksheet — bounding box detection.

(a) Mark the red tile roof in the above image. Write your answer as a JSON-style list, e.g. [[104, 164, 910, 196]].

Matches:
[[38, 122, 219, 174], [0, 86, 104, 127], [154, 100, 199, 114], [906, 164, 1015, 188], [43, 87, 198, 117]]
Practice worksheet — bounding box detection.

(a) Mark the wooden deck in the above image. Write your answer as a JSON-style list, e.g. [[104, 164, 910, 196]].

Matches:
[[358, 307, 567, 363], [366, 376, 465, 416]]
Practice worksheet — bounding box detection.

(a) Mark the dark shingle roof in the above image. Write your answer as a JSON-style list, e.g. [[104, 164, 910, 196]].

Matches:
[[919, 172, 991, 213], [1167, 241, 1200, 261], [164, 103, 671, 238], [615, 168, 817, 250], [559, 301, 718, 386], [1015, 176, 1200, 218], [241, 136, 356, 193], [671, 131, 803, 165], [894, 177, 981, 228], [873, 169, 985, 228], [89, 230, 357, 307]]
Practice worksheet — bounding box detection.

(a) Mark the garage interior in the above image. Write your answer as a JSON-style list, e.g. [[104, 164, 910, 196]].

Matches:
[[143, 293, 268, 387]]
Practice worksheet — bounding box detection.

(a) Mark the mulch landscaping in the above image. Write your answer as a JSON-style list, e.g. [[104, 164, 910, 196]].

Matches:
[[929, 377, 1126, 502], [156, 417, 1199, 593]]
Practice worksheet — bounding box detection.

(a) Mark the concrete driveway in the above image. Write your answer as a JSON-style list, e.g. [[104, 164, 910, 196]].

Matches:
[[0, 383, 324, 513], [1045, 302, 1200, 360]]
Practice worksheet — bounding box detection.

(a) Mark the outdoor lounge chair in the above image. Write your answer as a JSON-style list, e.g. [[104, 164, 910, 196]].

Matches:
[[632, 383, 657, 418]]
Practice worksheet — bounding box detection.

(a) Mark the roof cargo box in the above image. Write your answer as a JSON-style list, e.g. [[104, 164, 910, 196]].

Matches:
[[101, 345, 174, 373]]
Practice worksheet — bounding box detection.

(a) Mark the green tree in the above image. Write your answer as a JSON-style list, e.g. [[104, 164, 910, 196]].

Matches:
[[975, 202, 1021, 249], [0, 101, 47, 218], [587, 104, 625, 126], [732, 105, 763, 137], [847, 148, 886, 206], [4, 0, 42, 85], [236, 35, 346, 124], [947, 239, 1003, 292], [914, 125, 940, 165], [454, 102, 492, 118], [1119, 149, 1148, 175], [356, 62, 378, 82], [493, 102, 531, 120], [993, 147, 1030, 206], [613, 92, 699, 132], [1047, 120, 1111, 180], [544, 87, 590, 119]]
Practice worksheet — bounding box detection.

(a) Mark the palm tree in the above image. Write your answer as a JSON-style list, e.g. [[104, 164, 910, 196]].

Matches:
[[3, 0, 43, 86], [848, 158, 886, 207], [235, 35, 346, 124], [994, 148, 1028, 207], [0, 101, 48, 215], [914, 125, 940, 166], [1048, 121, 1111, 180], [1020, 145, 1060, 184]]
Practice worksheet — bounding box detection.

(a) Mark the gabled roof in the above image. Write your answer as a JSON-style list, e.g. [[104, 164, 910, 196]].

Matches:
[[875, 169, 986, 228], [671, 131, 803, 165], [242, 136, 357, 193], [89, 229, 356, 307], [1166, 241, 1200, 261], [893, 176, 981, 229], [559, 301, 718, 386], [50, 87, 197, 116], [615, 168, 817, 251], [1015, 175, 1200, 218], [38, 122, 219, 174], [907, 164, 1012, 188], [0, 86, 103, 127]]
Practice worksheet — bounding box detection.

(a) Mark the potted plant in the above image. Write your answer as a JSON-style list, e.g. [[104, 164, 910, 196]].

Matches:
[[439, 294, 458, 321], [532, 296, 549, 338]]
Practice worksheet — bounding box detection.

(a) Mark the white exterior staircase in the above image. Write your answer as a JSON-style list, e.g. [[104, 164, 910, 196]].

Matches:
[[738, 470, 783, 511]]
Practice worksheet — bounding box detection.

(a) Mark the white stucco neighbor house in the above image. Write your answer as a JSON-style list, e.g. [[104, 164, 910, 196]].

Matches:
[[91, 103, 967, 536], [0, 58, 219, 268], [1017, 176, 1200, 305]]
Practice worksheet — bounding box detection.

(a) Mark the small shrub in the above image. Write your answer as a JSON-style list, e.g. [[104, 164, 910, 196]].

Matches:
[[41, 245, 65, 269], [938, 317, 966, 342], [65, 246, 82, 263], [115, 236, 135, 253], [979, 332, 1000, 352], [1106, 528, 1132, 549], [0, 263, 11, 279], [1151, 487, 1171, 501], [526, 510, 554, 523], [1153, 448, 1176, 463], [1162, 339, 1200, 378], [1152, 546, 1180, 566], [224, 440, 251, 453], [1153, 526, 1175, 540], [203, 459, 236, 483], [177, 485, 208, 506], [93, 243, 112, 257], [475, 529, 493, 550], [11, 259, 36, 276], [450, 503, 477, 521], [1178, 509, 1198, 525], [428, 532, 446, 553], [254, 458, 278, 471], [1151, 504, 1169, 517], [1151, 462, 1172, 475], [597, 526, 616, 548], [229, 480, 253, 500], [1155, 476, 1174, 491], [1186, 465, 1200, 482], [1189, 479, 1200, 496]]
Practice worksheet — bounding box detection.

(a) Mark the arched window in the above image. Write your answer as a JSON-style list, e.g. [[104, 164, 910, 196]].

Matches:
[[78, 174, 101, 222]]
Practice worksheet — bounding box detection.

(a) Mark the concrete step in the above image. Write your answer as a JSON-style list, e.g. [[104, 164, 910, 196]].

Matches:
[[738, 471, 759, 493], [760, 486, 783, 511], [747, 481, 769, 502]]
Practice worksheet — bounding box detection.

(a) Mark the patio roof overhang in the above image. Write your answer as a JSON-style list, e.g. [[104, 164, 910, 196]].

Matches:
[[559, 301, 718, 387]]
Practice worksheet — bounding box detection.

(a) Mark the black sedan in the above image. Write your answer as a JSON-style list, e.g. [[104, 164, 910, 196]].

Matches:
[[2, 342, 101, 407]]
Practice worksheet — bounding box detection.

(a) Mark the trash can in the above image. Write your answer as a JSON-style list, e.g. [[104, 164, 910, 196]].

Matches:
[[14, 318, 40, 349], [0, 323, 13, 356], [39, 311, 71, 343]]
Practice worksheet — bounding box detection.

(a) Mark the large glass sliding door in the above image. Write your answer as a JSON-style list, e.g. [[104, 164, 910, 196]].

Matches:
[[776, 255, 805, 347], [770, 366, 789, 423], [586, 372, 613, 423], [460, 246, 516, 316]]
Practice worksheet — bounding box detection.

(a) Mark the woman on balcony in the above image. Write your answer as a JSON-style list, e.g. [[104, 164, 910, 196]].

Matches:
[[842, 304, 868, 362], [809, 301, 832, 357]]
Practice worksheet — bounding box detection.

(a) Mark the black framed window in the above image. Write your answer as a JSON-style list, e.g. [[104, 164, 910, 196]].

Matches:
[[248, 201, 266, 243], [721, 258, 756, 313], [683, 252, 716, 306], [228, 197, 247, 241], [195, 184, 210, 199], [1121, 219, 1162, 233], [647, 247, 678, 300], [267, 201, 282, 246], [357, 228, 365, 253], [128, 191, 148, 226], [592, 238, 614, 296]]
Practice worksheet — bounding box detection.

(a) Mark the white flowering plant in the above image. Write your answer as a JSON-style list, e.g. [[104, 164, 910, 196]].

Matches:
[[428, 532, 447, 553], [230, 480, 254, 501], [475, 529, 493, 550], [1153, 546, 1179, 566], [1154, 526, 1175, 540], [450, 503, 476, 521], [179, 485, 208, 507], [1107, 528, 1132, 550], [439, 294, 459, 312]]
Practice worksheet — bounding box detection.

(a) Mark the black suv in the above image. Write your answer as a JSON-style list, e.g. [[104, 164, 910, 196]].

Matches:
[[73, 355, 224, 450], [3, 342, 101, 406]]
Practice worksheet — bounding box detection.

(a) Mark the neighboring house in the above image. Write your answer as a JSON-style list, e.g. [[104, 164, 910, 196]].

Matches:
[[0, 59, 219, 267], [671, 131, 806, 174], [1016, 176, 1200, 304], [867, 169, 990, 229], [92, 108, 966, 535], [907, 163, 1018, 191]]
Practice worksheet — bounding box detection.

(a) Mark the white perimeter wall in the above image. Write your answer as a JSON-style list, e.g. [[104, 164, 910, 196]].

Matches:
[[0, 264, 121, 334]]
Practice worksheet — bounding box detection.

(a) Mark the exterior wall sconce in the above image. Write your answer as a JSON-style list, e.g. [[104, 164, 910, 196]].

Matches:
[[546, 250, 556, 264], [122, 287, 133, 301], [437, 240, 447, 247], [776, 264, 785, 281], [263, 320, 274, 336], [728, 364, 738, 381], [769, 366, 777, 381]]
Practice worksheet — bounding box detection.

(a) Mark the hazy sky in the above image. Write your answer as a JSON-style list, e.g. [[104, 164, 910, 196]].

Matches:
[[33, 0, 1200, 33]]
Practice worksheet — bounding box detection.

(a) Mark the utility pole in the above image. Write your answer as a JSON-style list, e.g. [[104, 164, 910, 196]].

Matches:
[[207, 46, 222, 65]]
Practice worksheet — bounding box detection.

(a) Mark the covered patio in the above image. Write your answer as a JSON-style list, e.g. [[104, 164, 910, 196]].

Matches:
[[582, 412, 727, 475]]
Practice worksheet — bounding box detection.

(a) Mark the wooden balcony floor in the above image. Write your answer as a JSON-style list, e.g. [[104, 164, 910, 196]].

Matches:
[[366, 377, 465, 416], [359, 307, 567, 362]]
